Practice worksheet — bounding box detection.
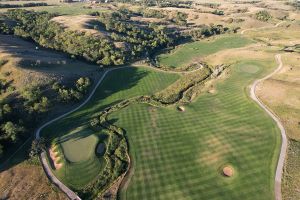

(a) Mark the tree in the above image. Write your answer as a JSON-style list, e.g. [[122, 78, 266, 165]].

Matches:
[[76, 77, 91, 93], [1, 121, 25, 142], [29, 138, 46, 157]]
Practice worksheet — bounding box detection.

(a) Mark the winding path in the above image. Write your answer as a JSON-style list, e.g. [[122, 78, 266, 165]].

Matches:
[[35, 67, 127, 200], [250, 54, 287, 200]]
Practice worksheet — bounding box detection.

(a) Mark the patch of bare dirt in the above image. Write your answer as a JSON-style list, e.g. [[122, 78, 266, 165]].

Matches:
[[0, 163, 67, 200], [51, 15, 109, 37]]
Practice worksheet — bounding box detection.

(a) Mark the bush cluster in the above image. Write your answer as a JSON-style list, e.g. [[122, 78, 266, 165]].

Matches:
[[255, 10, 272, 21], [189, 24, 230, 40], [52, 77, 91, 103]]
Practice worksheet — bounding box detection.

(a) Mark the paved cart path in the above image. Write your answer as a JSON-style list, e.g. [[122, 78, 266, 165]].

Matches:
[[250, 54, 287, 200]]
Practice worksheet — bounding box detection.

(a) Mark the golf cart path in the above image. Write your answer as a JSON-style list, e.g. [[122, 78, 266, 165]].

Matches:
[[35, 67, 127, 200], [250, 54, 287, 200]]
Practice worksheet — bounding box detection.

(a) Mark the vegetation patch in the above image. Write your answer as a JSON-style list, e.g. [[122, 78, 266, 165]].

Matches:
[[255, 10, 272, 21]]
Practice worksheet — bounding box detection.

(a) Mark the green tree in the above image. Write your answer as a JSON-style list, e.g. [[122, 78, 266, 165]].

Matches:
[[29, 138, 46, 157], [1, 121, 25, 142]]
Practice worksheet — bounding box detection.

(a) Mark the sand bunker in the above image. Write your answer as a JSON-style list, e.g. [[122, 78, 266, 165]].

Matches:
[[177, 106, 185, 112], [49, 147, 63, 170], [222, 166, 234, 177]]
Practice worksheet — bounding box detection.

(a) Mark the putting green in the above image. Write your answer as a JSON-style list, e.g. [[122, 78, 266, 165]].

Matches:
[[60, 127, 99, 163], [157, 36, 253, 68], [240, 64, 260, 74]]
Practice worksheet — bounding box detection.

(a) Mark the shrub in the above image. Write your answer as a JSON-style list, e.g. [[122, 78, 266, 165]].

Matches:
[[255, 10, 272, 21]]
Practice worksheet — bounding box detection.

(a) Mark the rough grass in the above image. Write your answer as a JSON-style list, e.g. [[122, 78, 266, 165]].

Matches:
[[157, 35, 253, 68], [282, 140, 300, 200], [257, 53, 300, 200], [110, 59, 281, 200], [41, 67, 180, 189]]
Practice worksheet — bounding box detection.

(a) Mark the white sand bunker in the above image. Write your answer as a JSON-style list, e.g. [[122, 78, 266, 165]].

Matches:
[[241, 65, 260, 74]]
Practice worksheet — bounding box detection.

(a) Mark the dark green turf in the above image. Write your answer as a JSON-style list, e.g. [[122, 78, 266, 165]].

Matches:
[[110, 60, 281, 200]]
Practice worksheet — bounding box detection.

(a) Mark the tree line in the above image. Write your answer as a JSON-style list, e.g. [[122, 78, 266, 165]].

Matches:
[[1, 9, 180, 66], [0, 76, 91, 160], [0, 2, 48, 9]]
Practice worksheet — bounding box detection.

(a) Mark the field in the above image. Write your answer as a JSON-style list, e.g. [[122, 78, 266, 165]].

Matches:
[[110, 59, 281, 200], [157, 36, 253, 68], [41, 67, 180, 189]]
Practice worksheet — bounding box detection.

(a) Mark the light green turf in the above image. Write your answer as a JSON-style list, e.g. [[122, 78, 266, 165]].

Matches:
[[41, 66, 180, 189], [110, 60, 281, 200], [60, 127, 99, 163], [157, 36, 253, 68]]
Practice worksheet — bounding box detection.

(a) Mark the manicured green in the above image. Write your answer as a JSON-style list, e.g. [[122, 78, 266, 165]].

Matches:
[[157, 36, 253, 68], [41, 66, 179, 189], [110, 60, 281, 200], [60, 127, 98, 163]]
